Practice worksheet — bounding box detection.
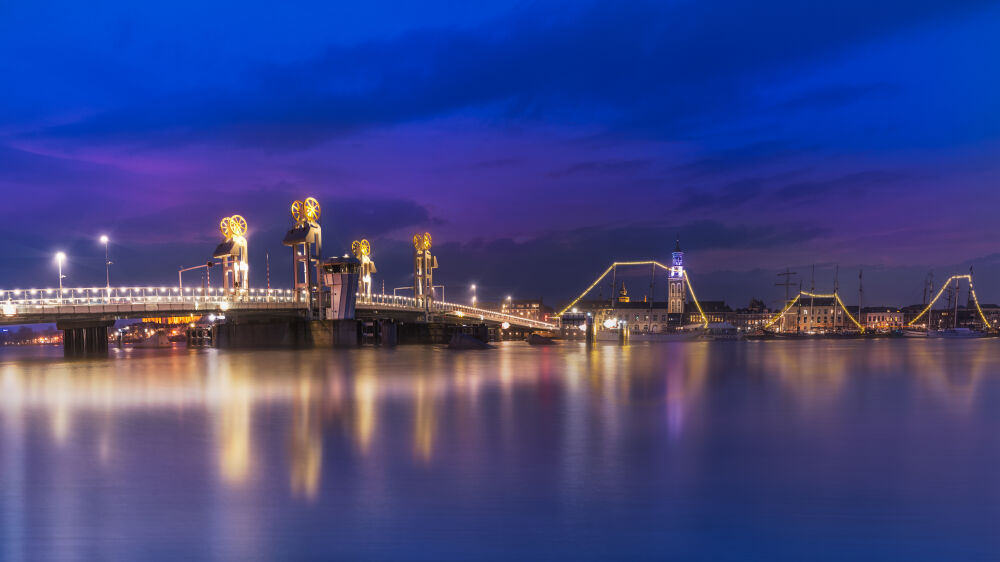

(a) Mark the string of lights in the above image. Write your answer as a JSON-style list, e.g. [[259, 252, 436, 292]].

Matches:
[[905, 274, 991, 328], [764, 294, 801, 329], [682, 271, 709, 327], [556, 261, 710, 328]]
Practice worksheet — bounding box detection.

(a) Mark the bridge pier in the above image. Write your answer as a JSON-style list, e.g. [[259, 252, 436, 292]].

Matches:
[[57, 320, 113, 357], [395, 322, 488, 345], [214, 316, 312, 349]]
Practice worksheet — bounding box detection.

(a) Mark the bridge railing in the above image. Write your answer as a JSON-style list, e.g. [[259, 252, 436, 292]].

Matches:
[[356, 292, 554, 329], [1, 287, 299, 315]]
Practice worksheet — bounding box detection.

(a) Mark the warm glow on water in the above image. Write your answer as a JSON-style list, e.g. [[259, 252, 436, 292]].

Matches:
[[2, 340, 1000, 560]]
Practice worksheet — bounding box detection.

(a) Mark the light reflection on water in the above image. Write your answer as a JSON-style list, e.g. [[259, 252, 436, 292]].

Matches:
[[2, 340, 1000, 560]]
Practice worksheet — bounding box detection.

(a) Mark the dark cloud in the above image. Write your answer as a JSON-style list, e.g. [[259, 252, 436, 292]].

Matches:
[[547, 159, 652, 179], [770, 170, 907, 204], [776, 82, 901, 112]]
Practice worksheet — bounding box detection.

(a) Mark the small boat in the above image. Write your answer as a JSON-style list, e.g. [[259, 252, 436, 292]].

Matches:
[[699, 322, 743, 341], [447, 333, 492, 350], [135, 329, 174, 348], [527, 332, 558, 345]]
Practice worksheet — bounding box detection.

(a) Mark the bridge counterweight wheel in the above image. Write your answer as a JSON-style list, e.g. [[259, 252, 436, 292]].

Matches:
[[220, 217, 231, 238], [303, 197, 320, 222], [291, 200, 304, 223], [229, 215, 247, 237]]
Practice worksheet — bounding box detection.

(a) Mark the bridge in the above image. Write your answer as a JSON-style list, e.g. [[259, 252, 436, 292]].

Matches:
[[0, 289, 553, 330], [0, 196, 555, 355]]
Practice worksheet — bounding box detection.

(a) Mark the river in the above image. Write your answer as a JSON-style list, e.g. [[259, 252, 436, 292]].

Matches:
[[1, 340, 999, 560]]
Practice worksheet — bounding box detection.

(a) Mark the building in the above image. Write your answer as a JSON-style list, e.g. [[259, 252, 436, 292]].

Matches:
[[862, 307, 904, 331], [781, 297, 852, 333], [500, 299, 554, 323], [684, 301, 731, 325], [731, 299, 774, 331]]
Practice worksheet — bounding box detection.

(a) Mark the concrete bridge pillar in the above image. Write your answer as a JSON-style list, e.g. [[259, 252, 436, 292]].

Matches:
[[57, 320, 113, 357]]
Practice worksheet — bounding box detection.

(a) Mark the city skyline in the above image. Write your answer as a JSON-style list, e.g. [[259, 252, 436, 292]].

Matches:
[[1, 0, 999, 306]]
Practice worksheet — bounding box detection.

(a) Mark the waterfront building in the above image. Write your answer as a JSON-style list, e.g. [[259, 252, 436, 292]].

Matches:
[[731, 299, 774, 331], [500, 299, 554, 323], [862, 307, 904, 331], [783, 297, 849, 333], [684, 301, 731, 325]]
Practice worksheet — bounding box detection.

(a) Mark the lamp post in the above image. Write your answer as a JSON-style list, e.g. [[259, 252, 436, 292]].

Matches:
[[55, 252, 66, 300], [100, 235, 111, 298], [506, 295, 512, 313], [471, 284, 477, 307]]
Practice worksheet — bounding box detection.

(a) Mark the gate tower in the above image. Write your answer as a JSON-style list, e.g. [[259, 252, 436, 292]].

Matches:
[[213, 215, 249, 297], [283, 197, 322, 317]]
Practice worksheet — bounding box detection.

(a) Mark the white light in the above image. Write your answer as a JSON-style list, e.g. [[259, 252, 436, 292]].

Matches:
[[219, 302, 230, 311], [603, 318, 618, 329], [99, 235, 109, 244], [501, 322, 510, 330], [55, 252, 66, 263], [208, 314, 216, 322], [578, 323, 587, 332]]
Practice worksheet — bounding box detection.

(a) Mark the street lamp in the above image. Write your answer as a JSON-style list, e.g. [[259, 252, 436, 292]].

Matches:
[[470, 284, 477, 307], [99, 235, 111, 298], [505, 295, 512, 312], [55, 252, 66, 299]]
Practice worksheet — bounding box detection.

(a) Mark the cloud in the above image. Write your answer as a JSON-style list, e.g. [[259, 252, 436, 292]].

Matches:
[[23, 0, 995, 150], [547, 159, 652, 179]]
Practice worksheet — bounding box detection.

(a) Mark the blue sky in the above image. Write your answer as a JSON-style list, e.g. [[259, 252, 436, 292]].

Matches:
[[1, 0, 998, 307]]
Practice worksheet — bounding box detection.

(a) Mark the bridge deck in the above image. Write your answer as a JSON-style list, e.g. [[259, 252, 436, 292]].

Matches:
[[1, 289, 555, 330]]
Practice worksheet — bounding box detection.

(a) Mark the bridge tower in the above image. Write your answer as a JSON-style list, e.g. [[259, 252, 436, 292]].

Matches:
[[283, 197, 322, 316], [412, 232, 437, 307], [351, 239, 377, 299], [668, 238, 685, 315], [213, 215, 249, 297]]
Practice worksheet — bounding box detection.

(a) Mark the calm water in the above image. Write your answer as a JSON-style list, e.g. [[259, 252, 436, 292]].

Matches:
[[2, 340, 1000, 561]]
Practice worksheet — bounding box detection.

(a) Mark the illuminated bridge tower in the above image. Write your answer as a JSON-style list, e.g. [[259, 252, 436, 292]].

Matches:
[[283, 197, 322, 316], [213, 215, 249, 297], [668, 238, 685, 315], [352, 239, 377, 299], [413, 232, 437, 307]]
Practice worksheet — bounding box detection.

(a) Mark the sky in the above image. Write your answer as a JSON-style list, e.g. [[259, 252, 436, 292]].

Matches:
[[1, 0, 999, 308]]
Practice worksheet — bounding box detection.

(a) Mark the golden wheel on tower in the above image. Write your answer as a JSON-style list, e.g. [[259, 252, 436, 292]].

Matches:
[[291, 200, 304, 223], [413, 234, 422, 250], [229, 215, 247, 237], [351, 240, 362, 258], [220, 217, 232, 239], [303, 197, 320, 222], [360, 239, 370, 256], [422, 232, 432, 250]]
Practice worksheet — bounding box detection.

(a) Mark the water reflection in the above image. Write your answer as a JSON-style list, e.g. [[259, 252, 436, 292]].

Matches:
[[1, 340, 1000, 560]]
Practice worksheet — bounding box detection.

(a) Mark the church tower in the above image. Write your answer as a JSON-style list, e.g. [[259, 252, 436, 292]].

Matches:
[[617, 282, 630, 303], [668, 238, 685, 314]]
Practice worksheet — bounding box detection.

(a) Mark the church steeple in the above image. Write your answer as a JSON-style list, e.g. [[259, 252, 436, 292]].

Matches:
[[617, 281, 630, 303]]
